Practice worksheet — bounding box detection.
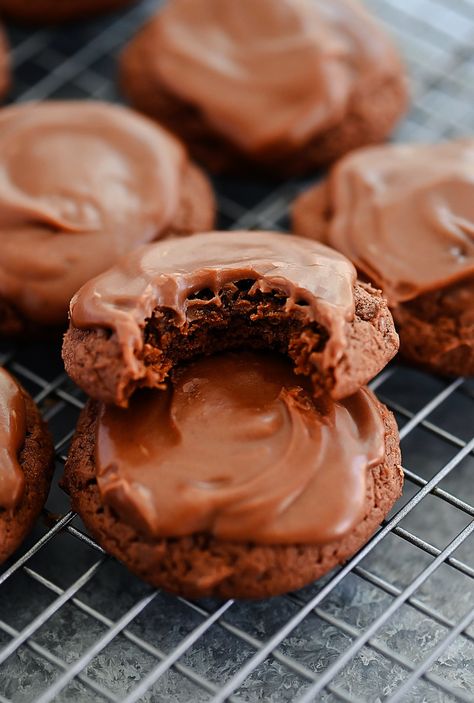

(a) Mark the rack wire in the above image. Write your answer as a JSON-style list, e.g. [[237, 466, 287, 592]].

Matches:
[[0, 0, 473, 700]]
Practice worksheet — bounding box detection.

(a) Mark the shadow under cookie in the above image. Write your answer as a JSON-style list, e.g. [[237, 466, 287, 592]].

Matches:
[[0, 0, 137, 24]]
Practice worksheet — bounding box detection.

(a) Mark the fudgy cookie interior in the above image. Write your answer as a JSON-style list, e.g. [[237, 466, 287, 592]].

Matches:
[[64, 278, 397, 407], [143, 282, 327, 386]]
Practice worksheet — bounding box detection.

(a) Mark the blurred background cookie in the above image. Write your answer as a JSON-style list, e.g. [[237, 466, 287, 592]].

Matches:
[[0, 100, 215, 336], [293, 140, 474, 377], [120, 0, 408, 176]]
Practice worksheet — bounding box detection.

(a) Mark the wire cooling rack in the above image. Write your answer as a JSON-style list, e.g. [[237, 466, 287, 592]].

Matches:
[[0, 0, 473, 701]]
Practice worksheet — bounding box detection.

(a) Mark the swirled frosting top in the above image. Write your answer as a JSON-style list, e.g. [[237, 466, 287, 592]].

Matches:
[[0, 100, 186, 325], [95, 351, 386, 544], [145, 0, 402, 154], [315, 140, 474, 303]]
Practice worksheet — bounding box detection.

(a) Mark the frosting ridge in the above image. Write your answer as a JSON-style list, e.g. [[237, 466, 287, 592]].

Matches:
[[322, 140, 474, 303], [70, 230, 357, 376]]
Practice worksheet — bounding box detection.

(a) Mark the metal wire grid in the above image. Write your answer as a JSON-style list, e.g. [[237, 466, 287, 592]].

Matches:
[[0, 0, 473, 701]]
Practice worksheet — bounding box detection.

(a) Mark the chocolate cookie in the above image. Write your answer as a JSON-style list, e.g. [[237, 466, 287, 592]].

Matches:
[[62, 231, 399, 406], [0, 0, 136, 24], [0, 368, 54, 564], [292, 140, 474, 377], [64, 351, 403, 599], [0, 101, 215, 337], [120, 0, 408, 177]]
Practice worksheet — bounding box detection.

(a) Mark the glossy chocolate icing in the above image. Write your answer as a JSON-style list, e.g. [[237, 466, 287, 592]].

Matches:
[[96, 352, 385, 544], [0, 101, 185, 325], [147, 0, 402, 155], [70, 230, 356, 377], [0, 368, 26, 510], [315, 140, 474, 303]]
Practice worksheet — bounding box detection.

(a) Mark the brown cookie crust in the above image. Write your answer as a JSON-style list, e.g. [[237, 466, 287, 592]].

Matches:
[[119, 25, 408, 177], [0, 0, 136, 24], [293, 182, 474, 377], [0, 381, 54, 564], [392, 280, 474, 377], [168, 162, 216, 237], [64, 395, 402, 599], [0, 161, 215, 338], [62, 280, 399, 407], [292, 182, 331, 243]]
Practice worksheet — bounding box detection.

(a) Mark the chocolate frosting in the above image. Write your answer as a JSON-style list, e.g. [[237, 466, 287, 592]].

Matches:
[[70, 230, 356, 377], [0, 101, 185, 325], [0, 368, 26, 511], [148, 0, 402, 154], [319, 140, 474, 304], [96, 352, 385, 544]]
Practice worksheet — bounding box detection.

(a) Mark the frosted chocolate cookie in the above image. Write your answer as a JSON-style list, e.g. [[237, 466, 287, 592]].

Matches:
[[120, 0, 407, 176], [0, 368, 54, 564], [293, 140, 474, 376], [62, 231, 399, 406], [0, 0, 137, 24], [0, 101, 215, 337], [64, 351, 403, 599]]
